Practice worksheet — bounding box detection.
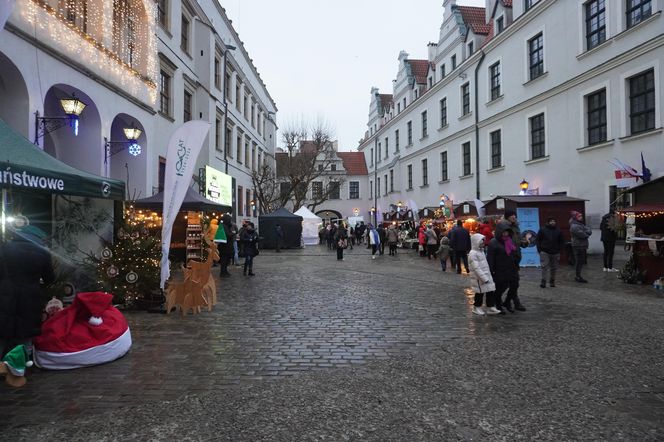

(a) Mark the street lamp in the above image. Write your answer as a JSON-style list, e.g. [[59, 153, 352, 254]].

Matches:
[[250, 199, 256, 216], [104, 123, 143, 163], [34, 94, 87, 143], [397, 201, 403, 212], [353, 208, 359, 216], [519, 179, 529, 195]]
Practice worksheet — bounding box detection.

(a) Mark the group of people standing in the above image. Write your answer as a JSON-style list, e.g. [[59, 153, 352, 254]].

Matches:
[[217, 216, 259, 277]]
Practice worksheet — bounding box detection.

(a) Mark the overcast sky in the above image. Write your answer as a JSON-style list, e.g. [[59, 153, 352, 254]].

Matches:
[[222, 0, 486, 151]]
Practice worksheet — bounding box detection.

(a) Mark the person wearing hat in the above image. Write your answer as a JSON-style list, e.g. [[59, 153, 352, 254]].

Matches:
[[600, 209, 619, 272], [569, 211, 592, 283], [536, 217, 565, 288], [0, 223, 55, 359]]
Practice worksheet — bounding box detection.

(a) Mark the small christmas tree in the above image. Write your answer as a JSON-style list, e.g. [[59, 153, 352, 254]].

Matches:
[[88, 213, 162, 306]]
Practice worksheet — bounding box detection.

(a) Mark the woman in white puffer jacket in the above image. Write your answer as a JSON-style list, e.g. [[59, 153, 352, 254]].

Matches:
[[468, 233, 501, 315]]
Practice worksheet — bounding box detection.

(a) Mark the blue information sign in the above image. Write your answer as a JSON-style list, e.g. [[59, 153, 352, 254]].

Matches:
[[516, 207, 541, 267]]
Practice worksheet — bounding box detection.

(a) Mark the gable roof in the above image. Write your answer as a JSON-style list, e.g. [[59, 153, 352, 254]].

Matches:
[[337, 152, 368, 176], [458, 6, 490, 35], [406, 59, 430, 84]]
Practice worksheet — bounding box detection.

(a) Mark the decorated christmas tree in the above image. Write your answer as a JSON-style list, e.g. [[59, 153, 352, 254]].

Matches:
[[89, 212, 162, 306]]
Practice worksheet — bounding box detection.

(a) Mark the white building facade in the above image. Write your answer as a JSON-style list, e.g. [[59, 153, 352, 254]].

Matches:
[[359, 0, 664, 249], [1, 0, 276, 223]]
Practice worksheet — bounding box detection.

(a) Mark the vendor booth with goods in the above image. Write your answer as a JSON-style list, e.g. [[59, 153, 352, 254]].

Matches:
[[258, 207, 303, 249], [619, 176, 664, 286]]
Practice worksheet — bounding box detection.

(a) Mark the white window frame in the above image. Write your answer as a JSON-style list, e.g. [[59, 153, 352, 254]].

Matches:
[[486, 125, 504, 169], [579, 80, 612, 147], [460, 139, 473, 177], [524, 28, 546, 83], [618, 61, 660, 138], [524, 107, 548, 161]]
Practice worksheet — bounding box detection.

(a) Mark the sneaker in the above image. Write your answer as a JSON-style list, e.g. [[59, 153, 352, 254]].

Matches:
[[372, 255, 376, 260], [503, 304, 515, 313], [575, 276, 588, 283], [472, 306, 486, 316], [486, 307, 501, 315], [603, 268, 608, 272]]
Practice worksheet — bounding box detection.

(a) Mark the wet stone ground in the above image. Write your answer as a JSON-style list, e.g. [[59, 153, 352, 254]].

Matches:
[[2, 244, 664, 440]]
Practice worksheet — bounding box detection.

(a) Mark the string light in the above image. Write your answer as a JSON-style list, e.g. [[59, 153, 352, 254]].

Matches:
[[20, 0, 158, 104], [618, 211, 664, 219]]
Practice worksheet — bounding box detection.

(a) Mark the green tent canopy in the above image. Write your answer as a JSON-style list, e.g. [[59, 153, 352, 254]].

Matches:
[[0, 119, 125, 200]]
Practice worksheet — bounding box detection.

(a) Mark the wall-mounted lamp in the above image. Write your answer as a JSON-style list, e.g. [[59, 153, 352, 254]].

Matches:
[[104, 123, 143, 163], [34, 94, 87, 143], [519, 179, 529, 195]]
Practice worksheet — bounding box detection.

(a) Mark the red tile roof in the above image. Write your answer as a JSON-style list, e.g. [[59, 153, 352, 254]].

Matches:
[[458, 6, 490, 35], [407, 59, 429, 84], [379, 94, 393, 111], [337, 152, 368, 176]]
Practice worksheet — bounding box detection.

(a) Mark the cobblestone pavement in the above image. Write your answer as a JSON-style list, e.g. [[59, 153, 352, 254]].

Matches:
[[2, 244, 664, 440]]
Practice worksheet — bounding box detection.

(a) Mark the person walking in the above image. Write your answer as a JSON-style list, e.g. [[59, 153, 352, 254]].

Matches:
[[0, 223, 55, 358], [368, 224, 381, 259], [386, 224, 399, 256], [449, 220, 471, 274], [570, 211, 592, 283], [535, 217, 565, 288], [230, 223, 240, 266], [334, 223, 348, 260], [274, 223, 284, 253], [437, 236, 451, 271], [217, 215, 234, 277], [418, 225, 427, 257], [425, 224, 438, 260], [240, 222, 259, 276], [600, 210, 619, 272], [377, 224, 386, 255], [487, 224, 525, 313], [468, 233, 500, 315]]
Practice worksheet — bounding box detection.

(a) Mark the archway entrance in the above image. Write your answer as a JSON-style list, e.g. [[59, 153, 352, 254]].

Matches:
[[0, 51, 29, 137], [315, 209, 342, 225]]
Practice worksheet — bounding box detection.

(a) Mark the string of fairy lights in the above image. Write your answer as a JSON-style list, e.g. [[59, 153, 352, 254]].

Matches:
[[618, 211, 664, 219], [20, 0, 158, 103]]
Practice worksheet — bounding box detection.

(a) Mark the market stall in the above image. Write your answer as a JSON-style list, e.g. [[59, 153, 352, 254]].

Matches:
[[258, 208, 303, 249], [294, 206, 322, 246], [482, 195, 586, 265], [620, 176, 664, 285]]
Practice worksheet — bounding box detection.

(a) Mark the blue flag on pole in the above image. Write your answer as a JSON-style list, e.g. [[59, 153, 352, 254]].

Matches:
[[641, 152, 651, 183]]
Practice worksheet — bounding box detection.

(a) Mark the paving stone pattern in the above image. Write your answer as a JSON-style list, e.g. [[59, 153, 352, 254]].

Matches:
[[2, 244, 664, 440]]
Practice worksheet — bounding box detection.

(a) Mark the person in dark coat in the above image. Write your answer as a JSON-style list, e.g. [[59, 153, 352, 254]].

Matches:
[[334, 223, 348, 260], [570, 211, 592, 283], [600, 210, 618, 272], [487, 222, 525, 313], [0, 225, 55, 357], [240, 222, 259, 276], [448, 220, 471, 274], [217, 215, 234, 277], [274, 223, 284, 253], [535, 217, 565, 288], [377, 224, 386, 255]]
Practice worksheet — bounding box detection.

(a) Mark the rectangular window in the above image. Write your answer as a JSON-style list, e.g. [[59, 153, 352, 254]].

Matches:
[[490, 62, 501, 100], [243, 95, 248, 120], [397, 102, 401, 113], [626, 0, 652, 28], [385, 137, 389, 158], [214, 56, 221, 89], [312, 181, 323, 200], [497, 16, 504, 33], [377, 142, 382, 162], [236, 132, 243, 163], [421, 111, 428, 138], [530, 113, 546, 159], [225, 67, 232, 101], [451, 54, 457, 70], [586, 0, 606, 50], [225, 124, 233, 157], [407, 121, 413, 145], [246, 189, 251, 216], [389, 170, 394, 192], [215, 116, 222, 151], [235, 83, 241, 111], [440, 151, 448, 181], [180, 15, 189, 53], [370, 148, 374, 166], [587, 89, 607, 145], [183, 90, 192, 122], [159, 70, 171, 116], [331, 164, 337, 171], [525, 0, 539, 11], [462, 83, 470, 115], [244, 139, 250, 169], [403, 97, 406, 110], [369, 180, 373, 199], [395, 129, 400, 152], [422, 159, 428, 186], [384, 174, 388, 196], [157, 0, 167, 27], [279, 182, 290, 200], [467, 41, 474, 57], [629, 69, 655, 134], [158, 156, 166, 192], [376, 177, 380, 198], [407, 165, 413, 189], [462, 142, 471, 176], [349, 181, 359, 199], [490, 130, 502, 169], [251, 103, 255, 128], [440, 98, 447, 126], [238, 185, 243, 217], [528, 33, 544, 80], [251, 143, 257, 170], [440, 63, 446, 79]]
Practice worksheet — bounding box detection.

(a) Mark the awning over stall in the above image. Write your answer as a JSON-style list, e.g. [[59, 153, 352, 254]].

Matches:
[[0, 119, 125, 200], [132, 186, 231, 212]]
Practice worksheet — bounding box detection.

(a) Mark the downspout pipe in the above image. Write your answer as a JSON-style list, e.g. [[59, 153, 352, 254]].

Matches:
[[473, 50, 486, 200]]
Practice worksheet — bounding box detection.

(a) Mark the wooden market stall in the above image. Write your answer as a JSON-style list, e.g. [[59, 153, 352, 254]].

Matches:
[[482, 195, 587, 264], [621, 176, 664, 284]]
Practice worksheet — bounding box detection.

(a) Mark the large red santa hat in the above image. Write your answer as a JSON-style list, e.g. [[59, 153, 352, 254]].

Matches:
[[33, 292, 132, 370]]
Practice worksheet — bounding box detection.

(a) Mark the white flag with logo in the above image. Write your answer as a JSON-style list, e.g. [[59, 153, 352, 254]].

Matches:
[[160, 120, 210, 288], [0, 0, 17, 30]]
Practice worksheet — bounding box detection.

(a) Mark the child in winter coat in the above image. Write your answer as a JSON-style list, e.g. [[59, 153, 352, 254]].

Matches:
[[468, 233, 501, 316], [437, 237, 451, 271]]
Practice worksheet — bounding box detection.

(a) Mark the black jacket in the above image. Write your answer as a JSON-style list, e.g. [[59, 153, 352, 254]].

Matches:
[[535, 225, 565, 254], [449, 225, 471, 252], [487, 237, 520, 283], [0, 238, 55, 339], [600, 213, 617, 242], [240, 229, 259, 257]]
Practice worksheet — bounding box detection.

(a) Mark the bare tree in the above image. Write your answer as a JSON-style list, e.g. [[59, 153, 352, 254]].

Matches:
[[250, 156, 282, 214]]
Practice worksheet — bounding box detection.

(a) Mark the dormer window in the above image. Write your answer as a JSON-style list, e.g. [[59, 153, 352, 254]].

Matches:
[[467, 41, 474, 57], [451, 54, 457, 70], [496, 16, 504, 34]]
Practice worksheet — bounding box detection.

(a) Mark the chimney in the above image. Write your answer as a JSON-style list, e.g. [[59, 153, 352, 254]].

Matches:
[[427, 42, 438, 62]]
